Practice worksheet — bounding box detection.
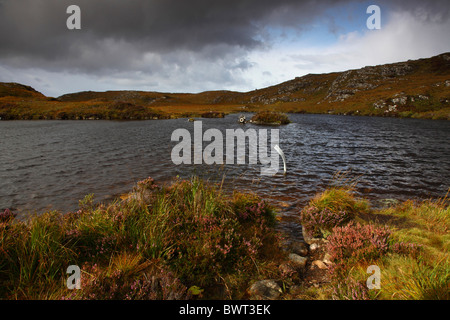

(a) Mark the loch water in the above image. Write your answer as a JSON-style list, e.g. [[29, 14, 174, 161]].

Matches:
[[1, 114, 449, 238]]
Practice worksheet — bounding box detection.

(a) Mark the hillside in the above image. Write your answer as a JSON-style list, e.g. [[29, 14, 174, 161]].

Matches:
[[0, 83, 46, 99], [1, 52, 449, 120]]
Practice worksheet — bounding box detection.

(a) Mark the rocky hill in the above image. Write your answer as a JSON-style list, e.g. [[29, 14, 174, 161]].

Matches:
[[1, 52, 449, 120], [233, 52, 450, 118]]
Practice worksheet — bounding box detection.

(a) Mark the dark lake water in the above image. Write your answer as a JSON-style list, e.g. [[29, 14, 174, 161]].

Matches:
[[1, 114, 449, 238]]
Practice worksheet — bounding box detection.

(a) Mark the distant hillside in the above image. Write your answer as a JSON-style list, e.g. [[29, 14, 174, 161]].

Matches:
[[0, 83, 46, 99], [1, 52, 449, 120]]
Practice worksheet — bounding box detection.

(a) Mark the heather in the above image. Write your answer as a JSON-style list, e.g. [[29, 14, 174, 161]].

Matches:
[[327, 222, 391, 263], [0, 176, 285, 299]]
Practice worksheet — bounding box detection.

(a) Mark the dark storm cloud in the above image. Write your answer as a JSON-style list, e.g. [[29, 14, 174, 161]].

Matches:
[[0, 0, 332, 50], [0, 0, 353, 72], [0, 0, 448, 78]]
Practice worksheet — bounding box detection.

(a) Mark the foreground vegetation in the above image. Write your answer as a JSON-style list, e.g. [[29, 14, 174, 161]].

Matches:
[[0, 176, 286, 300], [300, 181, 449, 300], [0, 174, 448, 300]]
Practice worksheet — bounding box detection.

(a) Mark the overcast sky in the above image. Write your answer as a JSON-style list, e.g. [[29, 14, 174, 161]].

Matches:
[[0, 0, 449, 97]]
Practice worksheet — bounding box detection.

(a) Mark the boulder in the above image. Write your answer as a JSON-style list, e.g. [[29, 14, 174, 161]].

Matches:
[[309, 243, 320, 252], [248, 280, 282, 300], [290, 241, 308, 257], [288, 253, 308, 271], [323, 253, 333, 266]]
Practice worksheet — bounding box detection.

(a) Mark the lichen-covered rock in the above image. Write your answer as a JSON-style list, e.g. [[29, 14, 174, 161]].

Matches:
[[248, 280, 282, 300]]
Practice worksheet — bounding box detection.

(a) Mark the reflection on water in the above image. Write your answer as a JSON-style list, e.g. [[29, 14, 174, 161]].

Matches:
[[1, 114, 449, 238]]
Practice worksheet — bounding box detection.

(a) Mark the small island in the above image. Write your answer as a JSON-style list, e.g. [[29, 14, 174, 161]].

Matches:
[[250, 111, 291, 125]]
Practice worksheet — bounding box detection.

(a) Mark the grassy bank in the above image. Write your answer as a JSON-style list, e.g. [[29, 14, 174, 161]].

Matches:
[[0, 176, 286, 300], [299, 182, 449, 300]]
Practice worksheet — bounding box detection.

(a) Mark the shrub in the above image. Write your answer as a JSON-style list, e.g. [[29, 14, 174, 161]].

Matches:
[[75, 262, 191, 300], [232, 192, 276, 227], [0, 209, 17, 223], [327, 222, 391, 263], [300, 186, 369, 238], [301, 206, 351, 238], [153, 178, 280, 288]]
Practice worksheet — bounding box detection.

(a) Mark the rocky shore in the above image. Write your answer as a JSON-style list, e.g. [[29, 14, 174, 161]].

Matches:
[[247, 226, 331, 300]]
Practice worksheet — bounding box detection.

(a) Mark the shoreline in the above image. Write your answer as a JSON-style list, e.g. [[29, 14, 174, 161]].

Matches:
[[1, 109, 449, 121]]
